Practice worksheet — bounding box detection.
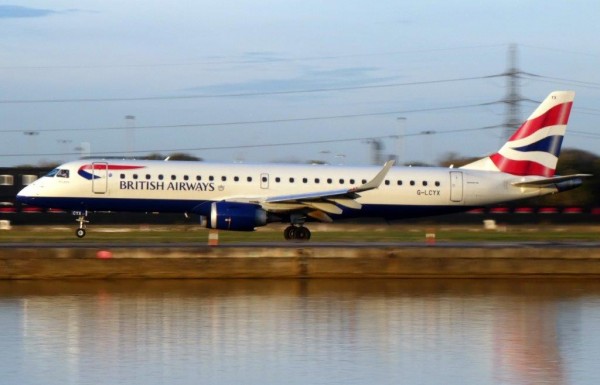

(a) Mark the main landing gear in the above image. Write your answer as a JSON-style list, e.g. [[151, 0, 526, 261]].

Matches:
[[74, 211, 89, 238], [283, 225, 311, 240], [284, 213, 311, 241]]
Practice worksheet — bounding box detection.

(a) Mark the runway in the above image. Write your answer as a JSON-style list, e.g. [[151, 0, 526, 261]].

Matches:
[[2, 241, 600, 249]]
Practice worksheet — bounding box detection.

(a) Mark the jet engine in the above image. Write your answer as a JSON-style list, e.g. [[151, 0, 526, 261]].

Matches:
[[201, 202, 268, 231]]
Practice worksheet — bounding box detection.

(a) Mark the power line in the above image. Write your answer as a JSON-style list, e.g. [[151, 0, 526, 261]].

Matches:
[[0, 44, 507, 70], [0, 102, 490, 134], [519, 44, 600, 59], [0, 75, 491, 104], [1, 135, 397, 158], [523, 73, 600, 89], [1, 124, 504, 158]]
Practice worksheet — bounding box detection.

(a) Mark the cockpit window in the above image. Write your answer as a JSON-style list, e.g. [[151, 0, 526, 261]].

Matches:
[[46, 168, 70, 178], [45, 169, 59, 177], [57, 169, 70, 178]]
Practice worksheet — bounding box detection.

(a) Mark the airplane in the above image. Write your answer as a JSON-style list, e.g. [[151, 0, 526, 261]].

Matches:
[[16, 91, 589, 240]]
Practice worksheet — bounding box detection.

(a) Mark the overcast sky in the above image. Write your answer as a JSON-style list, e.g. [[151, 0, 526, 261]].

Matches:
[[1, 1, 600, 166]]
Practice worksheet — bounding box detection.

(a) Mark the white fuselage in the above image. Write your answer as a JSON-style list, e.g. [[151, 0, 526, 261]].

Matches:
[[17, 159, 556, 220]]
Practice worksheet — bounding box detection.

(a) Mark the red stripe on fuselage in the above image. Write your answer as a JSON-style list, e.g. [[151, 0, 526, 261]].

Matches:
[[80, 164, 145, 171]]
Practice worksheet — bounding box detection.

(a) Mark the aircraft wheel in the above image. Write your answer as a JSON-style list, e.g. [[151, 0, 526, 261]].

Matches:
[[296, 226, 311, 240], [284, 225, 311, 241], [284, 225, 296, 240], [76, 228, 86, 238]]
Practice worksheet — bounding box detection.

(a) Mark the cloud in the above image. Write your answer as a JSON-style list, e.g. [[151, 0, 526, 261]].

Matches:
[[187, 67, 399, 96], [0, 5, 57, 18]]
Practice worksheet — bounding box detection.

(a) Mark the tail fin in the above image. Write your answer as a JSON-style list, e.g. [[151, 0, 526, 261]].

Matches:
[[461, 91, 575, 177]]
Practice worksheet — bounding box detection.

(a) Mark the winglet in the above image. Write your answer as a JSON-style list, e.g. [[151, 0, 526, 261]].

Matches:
[[351, 160, 395, 193]]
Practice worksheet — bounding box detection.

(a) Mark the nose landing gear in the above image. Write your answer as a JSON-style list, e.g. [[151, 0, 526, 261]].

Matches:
[[74, 211, 88, 238]]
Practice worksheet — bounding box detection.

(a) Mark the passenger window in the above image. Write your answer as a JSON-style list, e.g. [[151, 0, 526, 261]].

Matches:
[[171, 175, 176, 181], [184, 175, 189, 181], [303, 178, 308, 183], [423, 181, 428, 186], [158, 175, 164, 180], [234, 176, 239, 182], [385, 180, 390, 186], [289, 177, 295, 183], [327, 178, 332, 184], [410, 181, 415, 186], [209, 176, 214, 181], [222, 176, 227, 182], [339, 179, 345, 184], [314, 178, 320, 184], [275, 177, 281, 183], [397, 180, 403, 186], [362, 179, 367, 184], [350, 179, 355, 184], [196, 175, 202, 181], [247, 176, 252, 182], [146, 174, 151, 180], [133, 174, 138, 180]]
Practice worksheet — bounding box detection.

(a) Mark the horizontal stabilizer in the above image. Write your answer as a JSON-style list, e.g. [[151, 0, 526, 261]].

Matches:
[[511, 174, 592, 188]]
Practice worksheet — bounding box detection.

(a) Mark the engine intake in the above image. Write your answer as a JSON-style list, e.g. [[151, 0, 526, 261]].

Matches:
[[204, 202, 267, 231]]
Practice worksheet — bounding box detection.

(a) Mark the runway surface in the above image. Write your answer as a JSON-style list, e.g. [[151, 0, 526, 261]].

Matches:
[[1, 241, 600, 249]]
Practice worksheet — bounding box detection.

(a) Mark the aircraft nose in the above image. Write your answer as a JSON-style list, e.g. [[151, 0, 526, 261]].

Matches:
[[16, 185, 37, 204]]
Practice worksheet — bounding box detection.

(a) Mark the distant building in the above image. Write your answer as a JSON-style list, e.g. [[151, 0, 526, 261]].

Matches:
[[0, 167, 51, 213]]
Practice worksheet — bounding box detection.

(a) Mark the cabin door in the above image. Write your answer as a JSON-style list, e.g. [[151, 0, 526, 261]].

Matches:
[[450, 171, 463, 202], [92, 162, 108, 194]]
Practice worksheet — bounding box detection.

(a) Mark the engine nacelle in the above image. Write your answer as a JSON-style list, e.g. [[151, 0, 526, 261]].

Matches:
[[204, 202, 268, 231]]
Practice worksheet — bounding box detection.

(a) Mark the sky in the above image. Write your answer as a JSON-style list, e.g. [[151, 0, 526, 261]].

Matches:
[[1, 0, 600, 167]]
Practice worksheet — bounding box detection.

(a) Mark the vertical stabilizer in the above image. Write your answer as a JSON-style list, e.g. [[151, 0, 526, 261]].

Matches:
[[461, 91, 575, 177]]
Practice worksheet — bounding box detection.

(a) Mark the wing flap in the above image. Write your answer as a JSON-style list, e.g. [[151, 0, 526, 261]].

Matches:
[[301, 201, 343, 214], [326, 198, 363, 210]]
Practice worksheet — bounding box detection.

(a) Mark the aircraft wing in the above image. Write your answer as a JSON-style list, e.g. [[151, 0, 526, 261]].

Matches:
[[226, 160, 394, 220], [511, 174, 592, 188]]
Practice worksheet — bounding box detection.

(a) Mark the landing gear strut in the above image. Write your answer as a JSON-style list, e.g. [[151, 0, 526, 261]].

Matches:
[[74, 211, 89, 238], [284, 225, 311, 240]]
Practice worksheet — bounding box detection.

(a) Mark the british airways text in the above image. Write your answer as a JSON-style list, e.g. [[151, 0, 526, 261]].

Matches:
[[119, 181, 215, 192]]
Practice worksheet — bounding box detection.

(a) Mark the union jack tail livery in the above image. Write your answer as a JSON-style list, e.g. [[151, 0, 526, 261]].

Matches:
[[462, 91, 575, 177]]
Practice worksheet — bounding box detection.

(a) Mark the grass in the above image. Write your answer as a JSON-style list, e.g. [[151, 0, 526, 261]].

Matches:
[[1, 223, 599, 244]]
